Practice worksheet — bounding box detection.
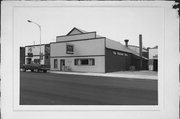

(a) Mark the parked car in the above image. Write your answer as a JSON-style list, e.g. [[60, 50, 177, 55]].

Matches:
[[21, 64, 49, 73]]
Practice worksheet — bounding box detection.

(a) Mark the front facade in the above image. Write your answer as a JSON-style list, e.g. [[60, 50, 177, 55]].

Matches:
[[50, 27, 148, 73], [50, 28, 105, 73], [25, 44, 50, 66]]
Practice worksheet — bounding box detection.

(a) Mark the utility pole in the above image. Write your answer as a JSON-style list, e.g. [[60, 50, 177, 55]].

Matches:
[[139, 34, 143, 70]]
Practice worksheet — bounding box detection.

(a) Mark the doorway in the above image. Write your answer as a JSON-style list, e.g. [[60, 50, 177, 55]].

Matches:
[[26, 58, 32, 64], [60, 59, 65, 71], [153, 59, 158, 71]]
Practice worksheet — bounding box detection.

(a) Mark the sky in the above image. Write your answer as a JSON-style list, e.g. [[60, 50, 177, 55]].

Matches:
[[14, 6, 163, 48]]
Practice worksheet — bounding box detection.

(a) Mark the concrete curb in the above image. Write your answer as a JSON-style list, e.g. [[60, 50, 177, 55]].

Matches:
[[48, 71, 158, 80]]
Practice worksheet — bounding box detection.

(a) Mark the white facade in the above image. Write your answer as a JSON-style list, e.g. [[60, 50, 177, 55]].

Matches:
[[50, 38, 105, 73], [50, 57, 105, 73], [25, 45, 45, 65], [149, 48, 158, 59], [25, 45, 45, 56], [148, 47, 158, 71], [50, 28, 106, 73], [51, 38, 105, 57]]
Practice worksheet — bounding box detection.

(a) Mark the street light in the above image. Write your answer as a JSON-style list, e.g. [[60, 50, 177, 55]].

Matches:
[[27, 20, 42, 64]]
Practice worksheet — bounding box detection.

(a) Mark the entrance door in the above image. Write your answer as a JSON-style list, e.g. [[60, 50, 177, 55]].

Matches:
[[60, 59, 65, 71], [153, 59, 158, 71], [26, 58, 32, 64]]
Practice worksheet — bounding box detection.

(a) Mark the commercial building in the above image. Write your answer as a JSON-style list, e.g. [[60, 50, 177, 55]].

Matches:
[[20, 47, 25, 67], [50, 27, 148, 73], [148, 46, 158, 71], [24, 44, 50, 67]]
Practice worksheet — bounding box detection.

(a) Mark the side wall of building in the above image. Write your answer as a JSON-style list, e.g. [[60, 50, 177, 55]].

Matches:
[[105, 48, 132, 72], [131, 55, 148, 70]]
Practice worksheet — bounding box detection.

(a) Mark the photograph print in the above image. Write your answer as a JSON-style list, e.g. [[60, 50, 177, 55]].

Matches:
[[16, 5, 161, 105]]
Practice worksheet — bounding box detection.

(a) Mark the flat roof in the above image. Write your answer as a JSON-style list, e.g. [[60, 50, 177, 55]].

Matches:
[[25, 44, 49, 47]]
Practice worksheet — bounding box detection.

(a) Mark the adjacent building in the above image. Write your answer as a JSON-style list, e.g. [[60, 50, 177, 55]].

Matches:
[[128, 45, 148, 59], [20, 47, 25, 68], [24, 44, 50, 67], [148, 46, 158, 71], [50, 27, 148, 73]]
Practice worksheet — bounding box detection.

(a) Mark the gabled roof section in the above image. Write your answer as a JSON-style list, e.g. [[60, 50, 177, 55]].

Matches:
[[106, 38, 137, 54], [66, 27, 88, 36]]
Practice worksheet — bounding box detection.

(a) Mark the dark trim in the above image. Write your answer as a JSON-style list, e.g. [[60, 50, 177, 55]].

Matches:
[[25, 43, 49, 47], [50, 37, 106, 44], [50, 55, 105, 58], [56, 31, 96, 38]]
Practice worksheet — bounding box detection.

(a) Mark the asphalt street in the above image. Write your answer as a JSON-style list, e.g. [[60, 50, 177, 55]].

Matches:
[[20, 72, 158, 105]]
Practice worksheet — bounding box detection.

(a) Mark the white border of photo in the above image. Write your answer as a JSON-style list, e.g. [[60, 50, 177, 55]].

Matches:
[[1, 1, 179, 119]]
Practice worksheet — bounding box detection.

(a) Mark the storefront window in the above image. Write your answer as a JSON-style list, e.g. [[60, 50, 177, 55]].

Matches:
[[74, 58, 95, 66], [81, 59, 88, 65], [34, 59, 40, 64], [26, 58, 32, 64]]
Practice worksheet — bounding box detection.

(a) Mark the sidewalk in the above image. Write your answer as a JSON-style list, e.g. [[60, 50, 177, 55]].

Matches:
[[48, 70, 158, 80]]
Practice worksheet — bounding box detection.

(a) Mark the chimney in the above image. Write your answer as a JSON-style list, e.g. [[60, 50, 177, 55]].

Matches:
[[139, 34, 142, 70], [124, 39, 129, 47], [139, 34, 142, 57]]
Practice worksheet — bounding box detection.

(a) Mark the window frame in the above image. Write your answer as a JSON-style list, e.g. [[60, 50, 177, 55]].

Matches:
[[54, 59, 58, 69], [66, 44, 74, 54], [74, 58, 95, 66]]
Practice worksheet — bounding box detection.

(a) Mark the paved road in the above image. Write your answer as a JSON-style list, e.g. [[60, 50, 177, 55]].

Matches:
[[20, 72, 158, 105]]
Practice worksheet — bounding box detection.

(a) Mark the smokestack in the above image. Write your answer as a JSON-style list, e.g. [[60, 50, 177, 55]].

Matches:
[[124, 39, 129, 47], [139, 34, 142, 57], [139, 34, 142, 70]]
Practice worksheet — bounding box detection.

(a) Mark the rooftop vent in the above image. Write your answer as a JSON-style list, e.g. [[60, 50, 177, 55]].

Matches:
[[124, 39, 129, 47]]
